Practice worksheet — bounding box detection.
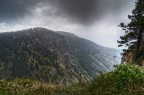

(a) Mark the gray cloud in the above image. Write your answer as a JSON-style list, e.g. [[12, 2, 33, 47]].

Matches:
[[0, 0, 135, 48], [59, 0, 132, 24], [59, 0, 97, 23], [0, 0, 133, 24], [0, 0, 47, 23]]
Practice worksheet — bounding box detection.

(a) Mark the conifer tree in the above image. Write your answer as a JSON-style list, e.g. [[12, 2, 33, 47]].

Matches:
[[118, 0, 144, 63]]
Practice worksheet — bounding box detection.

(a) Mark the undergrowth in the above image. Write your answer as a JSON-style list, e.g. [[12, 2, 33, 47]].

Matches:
[[0, 64, 143, 95]]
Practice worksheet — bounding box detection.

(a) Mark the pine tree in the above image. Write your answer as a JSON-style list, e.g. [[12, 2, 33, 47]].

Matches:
[[118, 0, 144, 64]]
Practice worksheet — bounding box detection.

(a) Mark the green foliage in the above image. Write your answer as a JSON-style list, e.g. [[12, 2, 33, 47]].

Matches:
[[0, 64, 143, 95], [118, 0, 144, 63], [111, 64, 144, 94], [87, 64, 144, 95], [114, 64, 144, 83]]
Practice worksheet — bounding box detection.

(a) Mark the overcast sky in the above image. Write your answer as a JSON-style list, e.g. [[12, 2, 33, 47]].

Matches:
[[0, 0, 135, 48]]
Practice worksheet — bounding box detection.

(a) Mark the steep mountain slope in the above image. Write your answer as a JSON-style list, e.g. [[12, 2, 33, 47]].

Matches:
[[0, 27, 121, 83]]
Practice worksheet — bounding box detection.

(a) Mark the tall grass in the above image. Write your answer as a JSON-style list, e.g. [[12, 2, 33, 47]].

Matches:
[[0, 64, 143, 95]]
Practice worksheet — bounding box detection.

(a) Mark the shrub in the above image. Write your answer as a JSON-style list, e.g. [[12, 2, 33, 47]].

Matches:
[[0, 64, 144, 95], [87, 64, 144, 95]]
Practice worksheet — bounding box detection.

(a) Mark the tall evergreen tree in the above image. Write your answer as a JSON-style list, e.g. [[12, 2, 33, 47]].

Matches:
[[118, 0, 144, 63]]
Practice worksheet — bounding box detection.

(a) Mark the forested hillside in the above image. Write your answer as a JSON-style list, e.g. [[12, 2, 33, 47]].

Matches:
[[0, 27, 121, 83]]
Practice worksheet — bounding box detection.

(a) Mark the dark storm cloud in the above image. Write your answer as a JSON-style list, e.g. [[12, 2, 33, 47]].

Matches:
[[59, 0, 132, 24], [0, 0, 132, 24], [0, 0, 134, 48], [0, 0, 47, 22], [59, 0, 98, 23]]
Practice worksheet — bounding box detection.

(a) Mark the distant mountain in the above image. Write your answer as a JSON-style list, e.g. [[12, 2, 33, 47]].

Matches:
[[0, 27, 121, 83]]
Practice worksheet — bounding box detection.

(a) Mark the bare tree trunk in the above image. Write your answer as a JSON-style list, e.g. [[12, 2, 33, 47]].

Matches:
[[134, 27, 143, 64]]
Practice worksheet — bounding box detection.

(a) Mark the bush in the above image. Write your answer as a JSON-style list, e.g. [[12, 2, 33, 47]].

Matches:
[[114, 64, 144, 82], [86, 64, 144, 95], [0, 64, 144, 95]]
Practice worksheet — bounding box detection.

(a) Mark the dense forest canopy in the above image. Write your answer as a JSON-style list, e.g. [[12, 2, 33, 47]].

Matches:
[[0, 28, 120, 83]]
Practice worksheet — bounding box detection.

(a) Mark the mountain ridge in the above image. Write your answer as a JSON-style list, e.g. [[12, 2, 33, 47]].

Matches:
[[0, 27, 121, 83]]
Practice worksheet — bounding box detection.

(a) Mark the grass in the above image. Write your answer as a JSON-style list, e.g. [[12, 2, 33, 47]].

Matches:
[[0, 64, 144, 95]]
